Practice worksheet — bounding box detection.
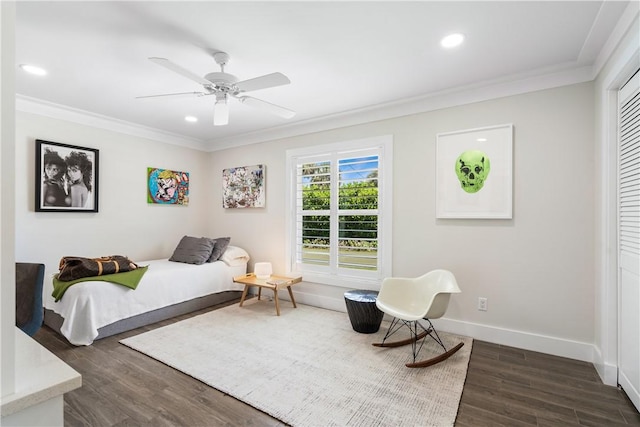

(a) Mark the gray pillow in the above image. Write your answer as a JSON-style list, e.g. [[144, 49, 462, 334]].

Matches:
[[169, 236, 215, 265], [207, 237, 231, 262]]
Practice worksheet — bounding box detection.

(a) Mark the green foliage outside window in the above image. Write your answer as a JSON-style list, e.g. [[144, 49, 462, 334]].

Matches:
[[301, 164, 378, 253]]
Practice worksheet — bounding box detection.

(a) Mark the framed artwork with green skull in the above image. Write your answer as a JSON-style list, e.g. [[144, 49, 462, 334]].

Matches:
[[436, 124, 513, 218]]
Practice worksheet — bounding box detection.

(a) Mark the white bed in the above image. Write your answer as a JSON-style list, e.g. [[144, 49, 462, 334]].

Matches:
[[43, 251, 248, 346]]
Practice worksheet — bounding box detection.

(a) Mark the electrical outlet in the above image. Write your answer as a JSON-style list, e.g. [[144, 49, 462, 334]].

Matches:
[[478, 297, 488, 311]]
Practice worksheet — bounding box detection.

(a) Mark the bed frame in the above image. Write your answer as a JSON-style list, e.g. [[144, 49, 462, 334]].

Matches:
[[43, 290, 242, 341]]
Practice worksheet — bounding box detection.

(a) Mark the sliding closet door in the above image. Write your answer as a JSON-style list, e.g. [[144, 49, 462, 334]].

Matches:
[[618, 69, 640, 412]]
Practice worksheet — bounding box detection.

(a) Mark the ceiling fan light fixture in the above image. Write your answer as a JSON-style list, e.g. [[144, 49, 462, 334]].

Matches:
[[214, 95, 229, 126]]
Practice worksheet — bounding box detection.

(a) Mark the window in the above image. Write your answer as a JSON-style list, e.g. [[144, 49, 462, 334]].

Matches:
[[286, 135, 392, 288]]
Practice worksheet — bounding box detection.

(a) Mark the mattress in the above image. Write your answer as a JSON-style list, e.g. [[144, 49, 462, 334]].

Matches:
[[43, 258, 246, 345]]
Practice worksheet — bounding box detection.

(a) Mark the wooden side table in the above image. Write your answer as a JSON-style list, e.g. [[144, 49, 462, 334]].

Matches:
[[234, 273, 302, 316]]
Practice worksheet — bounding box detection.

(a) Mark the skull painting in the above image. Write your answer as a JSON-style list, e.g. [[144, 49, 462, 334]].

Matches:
[[455, 150, 491, 193]]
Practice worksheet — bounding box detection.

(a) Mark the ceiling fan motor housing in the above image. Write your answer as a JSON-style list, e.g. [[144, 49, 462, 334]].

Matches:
[[205, 72, 238, 92]]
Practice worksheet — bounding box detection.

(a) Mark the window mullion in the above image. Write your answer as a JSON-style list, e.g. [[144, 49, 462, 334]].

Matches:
[[329, 155, 339, 273]]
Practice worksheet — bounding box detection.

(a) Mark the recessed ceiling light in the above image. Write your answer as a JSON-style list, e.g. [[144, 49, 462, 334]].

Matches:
[[19, 64, 47, 76], [185, 116, 198, 123], [440, 33, 464, 49], [477, 138, 487, 142]]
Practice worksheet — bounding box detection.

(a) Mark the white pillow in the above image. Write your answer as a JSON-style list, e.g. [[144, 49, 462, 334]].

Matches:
[[220, 246, 250, 266]]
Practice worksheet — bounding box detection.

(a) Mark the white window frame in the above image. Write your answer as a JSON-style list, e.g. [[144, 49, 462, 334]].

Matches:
[[285, 135, 393, 289]]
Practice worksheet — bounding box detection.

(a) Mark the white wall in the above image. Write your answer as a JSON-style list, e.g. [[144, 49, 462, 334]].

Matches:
[[208, 82, 597, 359], [15, 112, 212, 278]]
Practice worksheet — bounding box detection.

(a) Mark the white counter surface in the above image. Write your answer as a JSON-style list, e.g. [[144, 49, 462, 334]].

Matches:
[[1, 328, 81, 417]]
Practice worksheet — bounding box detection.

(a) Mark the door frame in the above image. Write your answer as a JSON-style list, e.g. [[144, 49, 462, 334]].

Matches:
[[596, 26, 639, 387]]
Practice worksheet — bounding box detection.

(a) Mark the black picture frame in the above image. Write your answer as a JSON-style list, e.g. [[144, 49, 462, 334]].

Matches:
[[35, 139, 99, 212]]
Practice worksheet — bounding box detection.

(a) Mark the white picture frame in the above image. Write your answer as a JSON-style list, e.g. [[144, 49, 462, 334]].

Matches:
[[436, 124, 513, 219]]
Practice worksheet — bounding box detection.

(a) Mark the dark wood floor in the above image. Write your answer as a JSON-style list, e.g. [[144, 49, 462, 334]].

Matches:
[[33, 301, 640, 427], [456, 341, 640, 427]]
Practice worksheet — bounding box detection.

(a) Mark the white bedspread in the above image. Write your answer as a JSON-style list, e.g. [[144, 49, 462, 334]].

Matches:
[[43, 259, 246, 345]]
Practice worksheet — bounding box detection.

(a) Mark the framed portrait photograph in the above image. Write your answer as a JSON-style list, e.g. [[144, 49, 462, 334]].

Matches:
[[436, 124, 513, 219], [35, 139, 99, 212]]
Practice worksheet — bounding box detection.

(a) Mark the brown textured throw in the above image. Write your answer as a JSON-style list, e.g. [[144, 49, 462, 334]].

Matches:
[[58, 255, 138, 281]]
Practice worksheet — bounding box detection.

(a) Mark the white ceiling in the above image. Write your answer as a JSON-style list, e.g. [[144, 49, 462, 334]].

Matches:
[[15, 1, 631, 150]]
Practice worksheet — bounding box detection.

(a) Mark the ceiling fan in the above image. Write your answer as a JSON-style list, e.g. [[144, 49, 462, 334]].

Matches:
[[138, 52, 295, 126]]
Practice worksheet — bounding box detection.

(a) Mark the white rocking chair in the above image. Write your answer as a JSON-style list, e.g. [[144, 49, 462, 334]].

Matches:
[[372, 269, 463, 368]]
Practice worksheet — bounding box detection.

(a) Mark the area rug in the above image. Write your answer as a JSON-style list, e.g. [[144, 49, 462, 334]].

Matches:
[[120, 299, 472, 426]]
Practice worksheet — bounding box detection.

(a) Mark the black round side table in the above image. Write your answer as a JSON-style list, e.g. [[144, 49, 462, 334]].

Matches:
[[344, 290, 384, 334]]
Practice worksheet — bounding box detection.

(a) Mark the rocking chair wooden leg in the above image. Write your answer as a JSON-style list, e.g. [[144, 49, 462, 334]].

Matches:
[[372, 330, 428, 348], [405, 342, 464, 368], [372, 316, 462, 368]]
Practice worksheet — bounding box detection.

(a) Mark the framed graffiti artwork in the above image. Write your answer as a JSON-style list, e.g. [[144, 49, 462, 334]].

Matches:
[[147, 167, 189, 205], [35, 139, 99, 212], [436, 124, 513, 219], [222, 164, 265, 208]]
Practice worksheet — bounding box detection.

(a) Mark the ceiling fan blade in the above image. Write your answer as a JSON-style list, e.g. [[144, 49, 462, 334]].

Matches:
[[149, 57, 211, 86], [235, 72, 290, 93], [238, 96, 296, 119], [135, 91, 206, 99]]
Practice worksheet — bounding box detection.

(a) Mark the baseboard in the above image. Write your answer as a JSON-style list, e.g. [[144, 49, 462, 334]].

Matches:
[[592, 346, 618, 386], [292, 290, 349, 312], [292, 289, 600, 365], [432, 318, 596, 364]]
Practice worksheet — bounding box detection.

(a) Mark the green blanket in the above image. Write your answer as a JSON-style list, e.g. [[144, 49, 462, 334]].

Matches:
[[52, 265, 149, 302]]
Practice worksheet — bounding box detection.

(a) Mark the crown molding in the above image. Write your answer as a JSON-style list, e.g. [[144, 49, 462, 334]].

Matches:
[[15, 95, 208, 151], [206, 63, 594, 152], [11, 64, 600, 154], [592, 2, 640, 79]]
